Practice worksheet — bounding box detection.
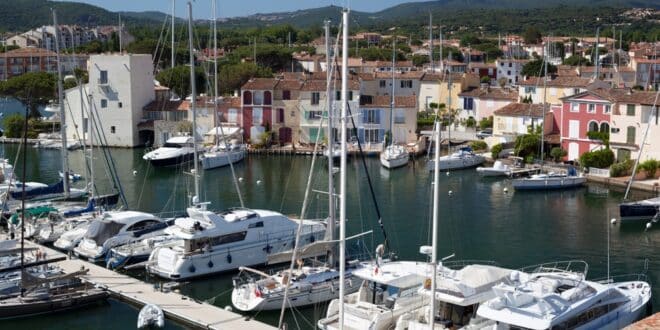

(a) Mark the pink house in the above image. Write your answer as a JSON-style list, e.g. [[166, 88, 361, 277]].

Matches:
[[559, 90, 613, 161]]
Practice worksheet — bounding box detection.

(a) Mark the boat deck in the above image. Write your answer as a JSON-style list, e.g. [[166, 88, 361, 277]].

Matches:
[[508, 167, 542, 178], [13, 240, 275, 330]]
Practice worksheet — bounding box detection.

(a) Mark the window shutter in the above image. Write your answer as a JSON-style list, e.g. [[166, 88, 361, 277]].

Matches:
[[375, 110, 381, 124], [378, 129, 384, 143], [358, 128, 365, 143]]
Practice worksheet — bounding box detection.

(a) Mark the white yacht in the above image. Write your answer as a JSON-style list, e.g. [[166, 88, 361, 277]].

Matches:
[[105, 234, 176, 270], [143, 136, 197, 167], [232, 262, 363, 312], [317, 260, 432, 330], [200, 140, 246, 170], [146, 205, 326, 280], [512, 170, 586, 190], [476, 161, 511, 177], [396, 262, 515, 330], [428, 147, 485, 171], [380, 145, 410, 169], [475, 262, 651, 330], [73, 211, 168, 262]]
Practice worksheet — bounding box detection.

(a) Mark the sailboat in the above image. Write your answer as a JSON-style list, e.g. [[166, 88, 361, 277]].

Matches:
[[512, 44, 586, 190], [0, 13, 108, 318], [145, 2, 326, 281], [427, 74, 484, 172], [380, 38, 410, 169], [200, 13, 246, 170], [231, 20, 364, 313]]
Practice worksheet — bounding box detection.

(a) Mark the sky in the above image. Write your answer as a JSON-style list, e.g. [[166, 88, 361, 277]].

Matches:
[[60, 0, 412, 19]]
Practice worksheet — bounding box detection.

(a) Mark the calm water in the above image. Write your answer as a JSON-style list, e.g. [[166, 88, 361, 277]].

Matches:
[[0, 143, 658, 329]]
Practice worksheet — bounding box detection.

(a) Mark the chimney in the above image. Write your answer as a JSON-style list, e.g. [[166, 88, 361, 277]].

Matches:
[[233, 89, 239, 97], [626, 88, 632, 95]]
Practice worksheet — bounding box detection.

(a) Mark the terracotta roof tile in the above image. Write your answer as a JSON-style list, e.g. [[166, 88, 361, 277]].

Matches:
[[459, 87, 518, 100], [143, 100, 186, 112], [494, 102, 546, 117], [518, 76, 594, 88], [588, 88, 659, 106], [242, 78, 278, 90], [275, 79, 303, 91], [361, 95, 416, 108], [4, 47, 57, 57]]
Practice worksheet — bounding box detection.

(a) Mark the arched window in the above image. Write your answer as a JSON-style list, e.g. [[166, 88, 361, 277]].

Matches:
[[588, 121, 599, 132], [599, 122, 610, 133]]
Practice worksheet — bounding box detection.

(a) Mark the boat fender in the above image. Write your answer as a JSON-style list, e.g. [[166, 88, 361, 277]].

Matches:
[[208, 260, 214, 268], [227, 254, 232, 264], [309, 235, 315, 243], [263, 244, 272, 253], [189, 265, 196, 273], [106, 257, 118, 269]]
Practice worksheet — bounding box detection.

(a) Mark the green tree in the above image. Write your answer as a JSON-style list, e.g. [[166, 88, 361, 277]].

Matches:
[[2, 114, 26, 138], [218, 62, 272, 95], [563, 54, 591, 66], [479, 116, 493, 130], [155, 65, 207, 98], [522, 26, 542, 44], [0, 72, 56, 118], [521, 60, 557, 77], [411, 54, 429, 67], [514, 133, 541, 161], [550, 147, 567, 162]]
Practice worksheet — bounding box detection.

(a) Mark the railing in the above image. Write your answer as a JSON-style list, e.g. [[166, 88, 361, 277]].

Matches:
[[442, 259, 499, 270], [518, 260, 589, 277], [593, 273, 650, 284], [589, 167, 610, 177]]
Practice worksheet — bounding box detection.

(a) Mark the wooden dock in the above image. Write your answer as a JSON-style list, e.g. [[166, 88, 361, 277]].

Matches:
[[16, 240, 276, 330]]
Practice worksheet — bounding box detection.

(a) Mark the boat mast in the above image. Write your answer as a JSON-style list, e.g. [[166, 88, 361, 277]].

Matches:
[[429, 120, 441, 329], [187, 1, 200, 204], [88, 94, 95, 199], [171, 0, 176, 70], [212, 0, 219, 148], [325, 19, 336, 265], [339, 9, 349, 330], [390, 38, 395, 146], [53, 9, 70, 197], [429, 12, 433, 72], [541, 41, 548, 167]]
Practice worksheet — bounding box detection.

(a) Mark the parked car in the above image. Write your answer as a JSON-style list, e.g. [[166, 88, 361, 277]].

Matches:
[[476, 128, 493, 139]]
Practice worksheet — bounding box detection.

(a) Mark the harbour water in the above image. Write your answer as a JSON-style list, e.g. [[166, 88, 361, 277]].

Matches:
[[0, 143, 658, 329]]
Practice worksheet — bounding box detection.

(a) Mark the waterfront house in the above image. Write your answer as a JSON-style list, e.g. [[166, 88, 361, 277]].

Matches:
[[469, 62, 497, 83], [418, 73, 443, 113], [357, 95, 418, 147], [241, 78, 277, 144], [458, 85, 518, 122], [438, 72, 480, 115], [359, 71, 424, 98], [64, 54, 155, 147], [492, 103, 551, 144], [606, 89, 660, 161], [272, 76, 304, 145], [559, 90, 613, 161], [518, 75, 608, 105]]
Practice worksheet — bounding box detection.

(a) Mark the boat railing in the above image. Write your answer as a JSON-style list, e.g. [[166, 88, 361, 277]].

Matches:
[[593, 273, 650, 285], [518, 260, 589, 277], [441, 259, 499, 270]]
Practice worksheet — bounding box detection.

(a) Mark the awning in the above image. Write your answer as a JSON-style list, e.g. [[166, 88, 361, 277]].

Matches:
[[205, 126, 241, 137]]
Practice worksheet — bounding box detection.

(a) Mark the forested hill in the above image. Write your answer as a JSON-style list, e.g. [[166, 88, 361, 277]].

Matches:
[[1, 0, 658, 33]]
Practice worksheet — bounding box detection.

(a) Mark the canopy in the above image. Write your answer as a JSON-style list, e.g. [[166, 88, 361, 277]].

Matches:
[[205, 126, 241, 137]]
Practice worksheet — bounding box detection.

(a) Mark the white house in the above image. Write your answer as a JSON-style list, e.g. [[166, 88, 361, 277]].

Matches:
[[64, 54, 155, 147]]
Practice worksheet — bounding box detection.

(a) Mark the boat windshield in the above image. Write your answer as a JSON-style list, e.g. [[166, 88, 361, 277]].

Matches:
[[436, 302, 477, 328], [85, 221, 124, 245], [163, 143, 183, 148]]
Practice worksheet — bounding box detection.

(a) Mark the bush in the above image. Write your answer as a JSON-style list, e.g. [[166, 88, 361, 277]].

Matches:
[[550, 147, 567, 162], [478, 116, 493, 130], [610, 159, 634, 177], [579, 149, 614, 169], [514, 134, 540, 159], [2, 114, 25, 138], [480, 76, 491, 84], [470, 140, 488, 151], [465, 117, 476, 128], [491, 143, 503, 159], [638, 159, 659, 178]]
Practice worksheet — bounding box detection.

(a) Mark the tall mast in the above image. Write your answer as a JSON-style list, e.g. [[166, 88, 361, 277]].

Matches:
[[171, 0, 176, 69], [447, 71, 452, 155], [439, 26, 443, 72], [541, 41, 548, 167], [594, 27, 600, 80], [339, 9, 349, 330], [53, 9, 69, 197], [429, 120, 441, 329], [118, 13, 123, 52], [429, 12, 433, 72], [324, 20, 336, 265], [390, 38, 395, 145], [88, 94, 96, 198], [212, 0, 219, 147], [187, 1, 200, 203]]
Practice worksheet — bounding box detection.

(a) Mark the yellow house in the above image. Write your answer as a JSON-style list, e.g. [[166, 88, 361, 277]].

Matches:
[[437, 72, 479, 111]]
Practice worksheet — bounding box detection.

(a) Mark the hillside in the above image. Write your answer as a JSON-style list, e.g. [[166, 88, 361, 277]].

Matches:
[[0, 0, 164, 32]]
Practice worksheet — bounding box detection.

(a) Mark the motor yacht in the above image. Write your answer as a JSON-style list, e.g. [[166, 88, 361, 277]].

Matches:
[[143, 136, 197, 167]]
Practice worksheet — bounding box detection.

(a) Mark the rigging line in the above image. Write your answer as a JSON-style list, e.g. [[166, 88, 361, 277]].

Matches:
[[135, 160, 152, 209], [345, 102, 389, 251], [152, 11, 170, 72], [277, 116, 326, 329]]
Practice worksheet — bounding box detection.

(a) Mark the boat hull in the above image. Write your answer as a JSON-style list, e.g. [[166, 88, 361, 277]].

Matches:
[[512, 176, 586, 190], [0, 289, 108, 320], [201, 150, 246, 170], [145, 152, 196, 167], [380, 155, 409, 169], [619, 198, 660, 222]]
